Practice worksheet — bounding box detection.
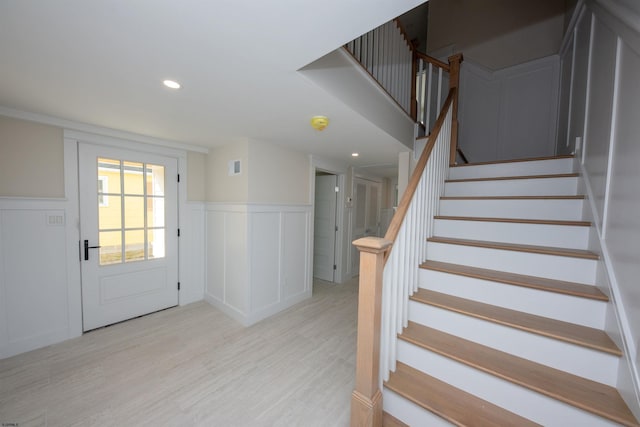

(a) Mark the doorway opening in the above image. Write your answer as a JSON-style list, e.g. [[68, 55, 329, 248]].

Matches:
[[351, 177, 382, 276], [313, 171, 339, 283]]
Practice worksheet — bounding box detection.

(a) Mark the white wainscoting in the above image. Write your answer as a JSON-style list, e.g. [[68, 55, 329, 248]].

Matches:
[[0, 198, 80, 359], [458, 55, 560, 163], [204, 203, 313, 326], [564, 0, 640, 418]]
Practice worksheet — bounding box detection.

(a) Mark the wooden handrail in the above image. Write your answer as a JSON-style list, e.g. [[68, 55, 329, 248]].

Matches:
[[457, 147, 470, 164], [384, 88, 456, 255], [393, 18, 413, 49], [342, 46, 413, 119], [414, 51, 450, 72]]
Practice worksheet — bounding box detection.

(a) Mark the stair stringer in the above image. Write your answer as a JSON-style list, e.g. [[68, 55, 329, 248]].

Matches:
[[576, 156, 640, 421]]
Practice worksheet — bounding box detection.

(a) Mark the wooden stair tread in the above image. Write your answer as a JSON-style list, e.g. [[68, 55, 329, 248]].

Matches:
[[400, 323, 640, 427], [451, 154, 574, 167], [434, 215, 591, 227], [446, 173, 578, 183], [385, 362, 541, 427], [427, 236, 599, 260], [382, 411, 409, 427], [411, 289, 621, 356], [420, 260, 608, 301], [441, 195, 585, 200]]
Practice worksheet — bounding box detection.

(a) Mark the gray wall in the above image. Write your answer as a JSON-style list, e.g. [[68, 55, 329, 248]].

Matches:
[[427, 0, 566, 70], [457, 56, 560, 162]]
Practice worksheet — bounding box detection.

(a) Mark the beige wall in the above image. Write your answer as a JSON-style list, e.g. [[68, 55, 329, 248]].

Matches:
[[0, 116, 65, 198], [187, 151, 206, 202], [205, 140, 249, 203], [427, 0, 565, 70], [248, 140, 310, 205]]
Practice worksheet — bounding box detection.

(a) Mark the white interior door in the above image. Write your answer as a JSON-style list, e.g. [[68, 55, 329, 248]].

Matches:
[[351, 178, 381, 275], [313, 174, 338, 282], [78, 143, 178, 331]]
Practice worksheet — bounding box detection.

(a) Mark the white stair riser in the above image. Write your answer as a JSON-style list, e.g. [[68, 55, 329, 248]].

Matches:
[[407, 301, 619, 386], [426, 241, 597, 284], [419, 269, 606, 329], [444, 177, 579, 197], [383, 389, 454, 427], [449, 158, 575, 180], [439, 199, 585, 221], [433, 219, 590, 250], [397, 340, 620, 427]]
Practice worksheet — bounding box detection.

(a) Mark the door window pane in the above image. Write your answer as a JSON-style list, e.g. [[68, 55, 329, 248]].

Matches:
[[147, 197, 165, 228], [98, 158, 121, 194], [100, 231, 122, 265], [123, 161, 144, 195], [148, 228, 165, 259], [99, 195, 122, 230], [97, 158, 166, 265], [125, 230, 145, 262], [146, 164, 165, 196], [124, 196, 144, 229]]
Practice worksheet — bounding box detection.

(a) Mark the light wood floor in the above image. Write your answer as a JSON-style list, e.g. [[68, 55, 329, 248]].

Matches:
[[0, 279, 359, 426]]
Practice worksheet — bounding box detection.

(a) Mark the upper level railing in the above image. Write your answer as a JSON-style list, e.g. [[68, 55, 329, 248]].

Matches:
[[344, 19, 463, 165], [345, 20, 414, 116]]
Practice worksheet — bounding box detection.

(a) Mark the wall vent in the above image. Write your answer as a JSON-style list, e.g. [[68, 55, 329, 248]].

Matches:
[[228, 159, 241, 176]]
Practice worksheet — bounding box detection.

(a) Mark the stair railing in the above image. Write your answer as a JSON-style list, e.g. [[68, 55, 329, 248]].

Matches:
[[345, 20, 414, 116], [345, 20, 463, 165], [351, 89, 455, 426]]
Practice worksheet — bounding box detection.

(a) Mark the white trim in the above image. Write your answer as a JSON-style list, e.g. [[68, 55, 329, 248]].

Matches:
[[581, 13, 596, 166], [205, 202, 313, 212], [566, 27, 577, 150], [64, 129, 192, 157], [311, 159, 348, 284], [601, 37, 623, 240], [579, 160, 640, 414], [595, 0, 640, 35], [0, 105, 208, 154], [561, 0, 587, 55], [63, 139, 83, 339]]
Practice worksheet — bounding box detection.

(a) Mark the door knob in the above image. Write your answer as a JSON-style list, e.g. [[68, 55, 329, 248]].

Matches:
[[84, 239, 102, 261]]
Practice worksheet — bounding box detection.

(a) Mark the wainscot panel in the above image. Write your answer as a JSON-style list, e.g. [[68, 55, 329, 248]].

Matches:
[[204, 203, 312, 326]]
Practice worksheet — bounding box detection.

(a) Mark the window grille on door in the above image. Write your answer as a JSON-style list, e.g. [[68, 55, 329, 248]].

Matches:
[[97, 158, 166, 265]]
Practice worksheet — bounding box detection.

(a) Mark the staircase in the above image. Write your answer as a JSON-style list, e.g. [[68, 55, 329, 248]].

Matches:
[[381, 155, 640, 426]]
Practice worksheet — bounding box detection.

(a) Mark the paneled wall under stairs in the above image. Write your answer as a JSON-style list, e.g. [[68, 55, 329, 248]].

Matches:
[[204, 203, 313, 326]]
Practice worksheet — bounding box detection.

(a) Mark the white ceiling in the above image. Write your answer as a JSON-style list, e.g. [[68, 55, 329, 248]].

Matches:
[[0, 0, 426, 171]]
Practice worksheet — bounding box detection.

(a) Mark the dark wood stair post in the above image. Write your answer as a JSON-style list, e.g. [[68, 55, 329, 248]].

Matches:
[[351, 237, 392, 427], [448, 53, 463, 166]]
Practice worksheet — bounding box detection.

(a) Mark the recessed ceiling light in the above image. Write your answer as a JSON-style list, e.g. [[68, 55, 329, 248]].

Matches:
[[163, 79, 181, 89], [352, 153, 359, 157]]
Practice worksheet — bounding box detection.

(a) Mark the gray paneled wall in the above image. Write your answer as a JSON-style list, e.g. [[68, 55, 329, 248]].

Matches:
[[457, 56, 560, 163]]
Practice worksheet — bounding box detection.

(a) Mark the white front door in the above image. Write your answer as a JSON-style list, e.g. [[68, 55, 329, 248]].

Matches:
[[78, 143, 179, 331], [313, 174, 338, 282]]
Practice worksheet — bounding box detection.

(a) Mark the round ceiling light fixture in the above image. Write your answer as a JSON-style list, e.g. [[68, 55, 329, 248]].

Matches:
[[163, 79, 181, 89], [310, 115, 329, 131]]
